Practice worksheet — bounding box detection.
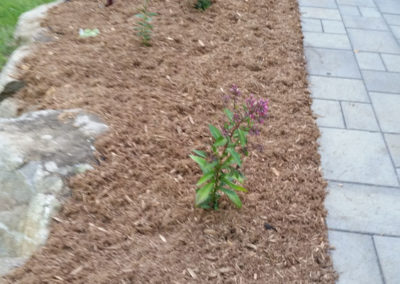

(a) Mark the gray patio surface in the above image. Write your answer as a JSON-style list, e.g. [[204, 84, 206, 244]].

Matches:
[[299, 0, 400, 283]]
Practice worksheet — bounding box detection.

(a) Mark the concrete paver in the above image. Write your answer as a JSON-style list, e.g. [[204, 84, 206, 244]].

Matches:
[[385, 134, 400, 167], [309, 76, 368, 101], [300, 7, 341, 20], [381, 53, 400, 72], [390, 26, 400, 39], [341, 102, 379, 131], [359, 7, 381, 18], [325, 182, 400, 235], [363, 71, 400, 93], [374, 236, 400, 284], [305, 48, 361, 78], [328, 230, 383, 284], [370, 92, 400, 132], [342, 16, 388, 30], [355, 52, 385, 71], [303, 32, 351, 49], [319, 128, 399, 186], [312, 99, 345, 128], [383, 14, 400, 25], [301, 18, 323, 32], [338, 5, 360, 16], [322, 20, 346, 34], [375, 0, 400, 14], [348, 29, 400, 54], [337, 0, 375, 7], [299, 0, 337, 8]]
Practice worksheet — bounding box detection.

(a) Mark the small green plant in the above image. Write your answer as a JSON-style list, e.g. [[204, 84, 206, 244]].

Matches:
[[190, 85, 269, 210], [134, 0, 157, 46], [194, 0, 212, 11]]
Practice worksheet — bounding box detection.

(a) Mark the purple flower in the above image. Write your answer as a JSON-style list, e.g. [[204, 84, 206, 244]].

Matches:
[[233, 113, 241, 123], [249, 127, 261, 136], [230, 84, 241, 97], [246, 96, 269, 124]]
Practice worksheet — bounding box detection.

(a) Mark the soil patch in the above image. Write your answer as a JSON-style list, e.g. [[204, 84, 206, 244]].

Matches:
[[4, 0, 336, 282]]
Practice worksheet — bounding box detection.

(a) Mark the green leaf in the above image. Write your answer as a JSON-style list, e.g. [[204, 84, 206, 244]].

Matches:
[[196, 182, 214, 206], [227, 148, 241, 166], [213, 137, 227, 147], [192, 150, 207, 158], [220, 188, 242, 208], [203, 161, 218, 173], [189, 155, 207, 171], [224, 108, 233, 122], [135, 13, 146, 18], [238, 129, 246, 147], [231, 169, 245, 183], [222, 177, 247, 192], [197, 172, 214, 186], [148, 12, 158, 16], [209, 125, 223, 140], [221, 156, 234, 168]]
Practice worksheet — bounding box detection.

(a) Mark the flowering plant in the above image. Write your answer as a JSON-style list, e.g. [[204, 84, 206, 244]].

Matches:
[[190, 85, 269, 209]]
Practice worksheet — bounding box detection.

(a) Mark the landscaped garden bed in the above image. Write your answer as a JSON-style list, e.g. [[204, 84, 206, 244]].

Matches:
[[3, 0, 336, 282]]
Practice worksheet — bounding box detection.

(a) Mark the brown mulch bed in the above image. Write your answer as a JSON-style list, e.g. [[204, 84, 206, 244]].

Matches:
[[3, 0, 336, 282]]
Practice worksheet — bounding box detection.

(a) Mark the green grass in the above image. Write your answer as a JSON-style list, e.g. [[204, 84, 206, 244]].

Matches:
[[0, 0, 54, 70]]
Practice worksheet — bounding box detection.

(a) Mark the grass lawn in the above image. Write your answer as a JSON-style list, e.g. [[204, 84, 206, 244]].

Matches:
[[0, 0, 54, 70]]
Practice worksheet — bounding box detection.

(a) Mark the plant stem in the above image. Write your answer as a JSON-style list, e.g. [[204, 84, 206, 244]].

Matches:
[[210, 118, 245, 208]]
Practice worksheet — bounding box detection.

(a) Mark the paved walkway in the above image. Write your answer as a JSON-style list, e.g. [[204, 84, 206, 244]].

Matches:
[[298, 0, 400, 283]]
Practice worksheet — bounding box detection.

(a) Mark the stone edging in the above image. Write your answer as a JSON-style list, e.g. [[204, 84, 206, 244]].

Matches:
[[0, 0, 63, 115]]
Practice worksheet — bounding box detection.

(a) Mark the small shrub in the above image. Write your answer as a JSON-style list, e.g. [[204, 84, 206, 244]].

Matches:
[[134, 0, 157, 46], [194, 0, 212, 11], [190, 85, 269, 210]]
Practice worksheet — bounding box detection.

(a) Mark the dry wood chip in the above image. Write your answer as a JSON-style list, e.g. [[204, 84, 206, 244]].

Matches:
[[246, 243, 257, 251], [188, 115, 194, 124], [203, 229, 217, 235], [52, 217, 63, 223], [70, 265, 83, 275], [159, 234, 167, 243], [187, 268, 197, 279], [124, 195, 133, 204], [271, 167, 280, 177], [89, 223, 108, 233], [205, 254, 217, 261], [219, 267, 233, 273]]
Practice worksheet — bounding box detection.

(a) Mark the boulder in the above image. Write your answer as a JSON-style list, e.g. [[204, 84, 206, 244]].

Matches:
[[0, 109, 107, 274]]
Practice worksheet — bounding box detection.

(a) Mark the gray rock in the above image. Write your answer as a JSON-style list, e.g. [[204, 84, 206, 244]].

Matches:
[[0, 109, 107, 274], [0, 46, 31, 99], [0, 98, 21, 118], [14, 0, 63, 45]]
